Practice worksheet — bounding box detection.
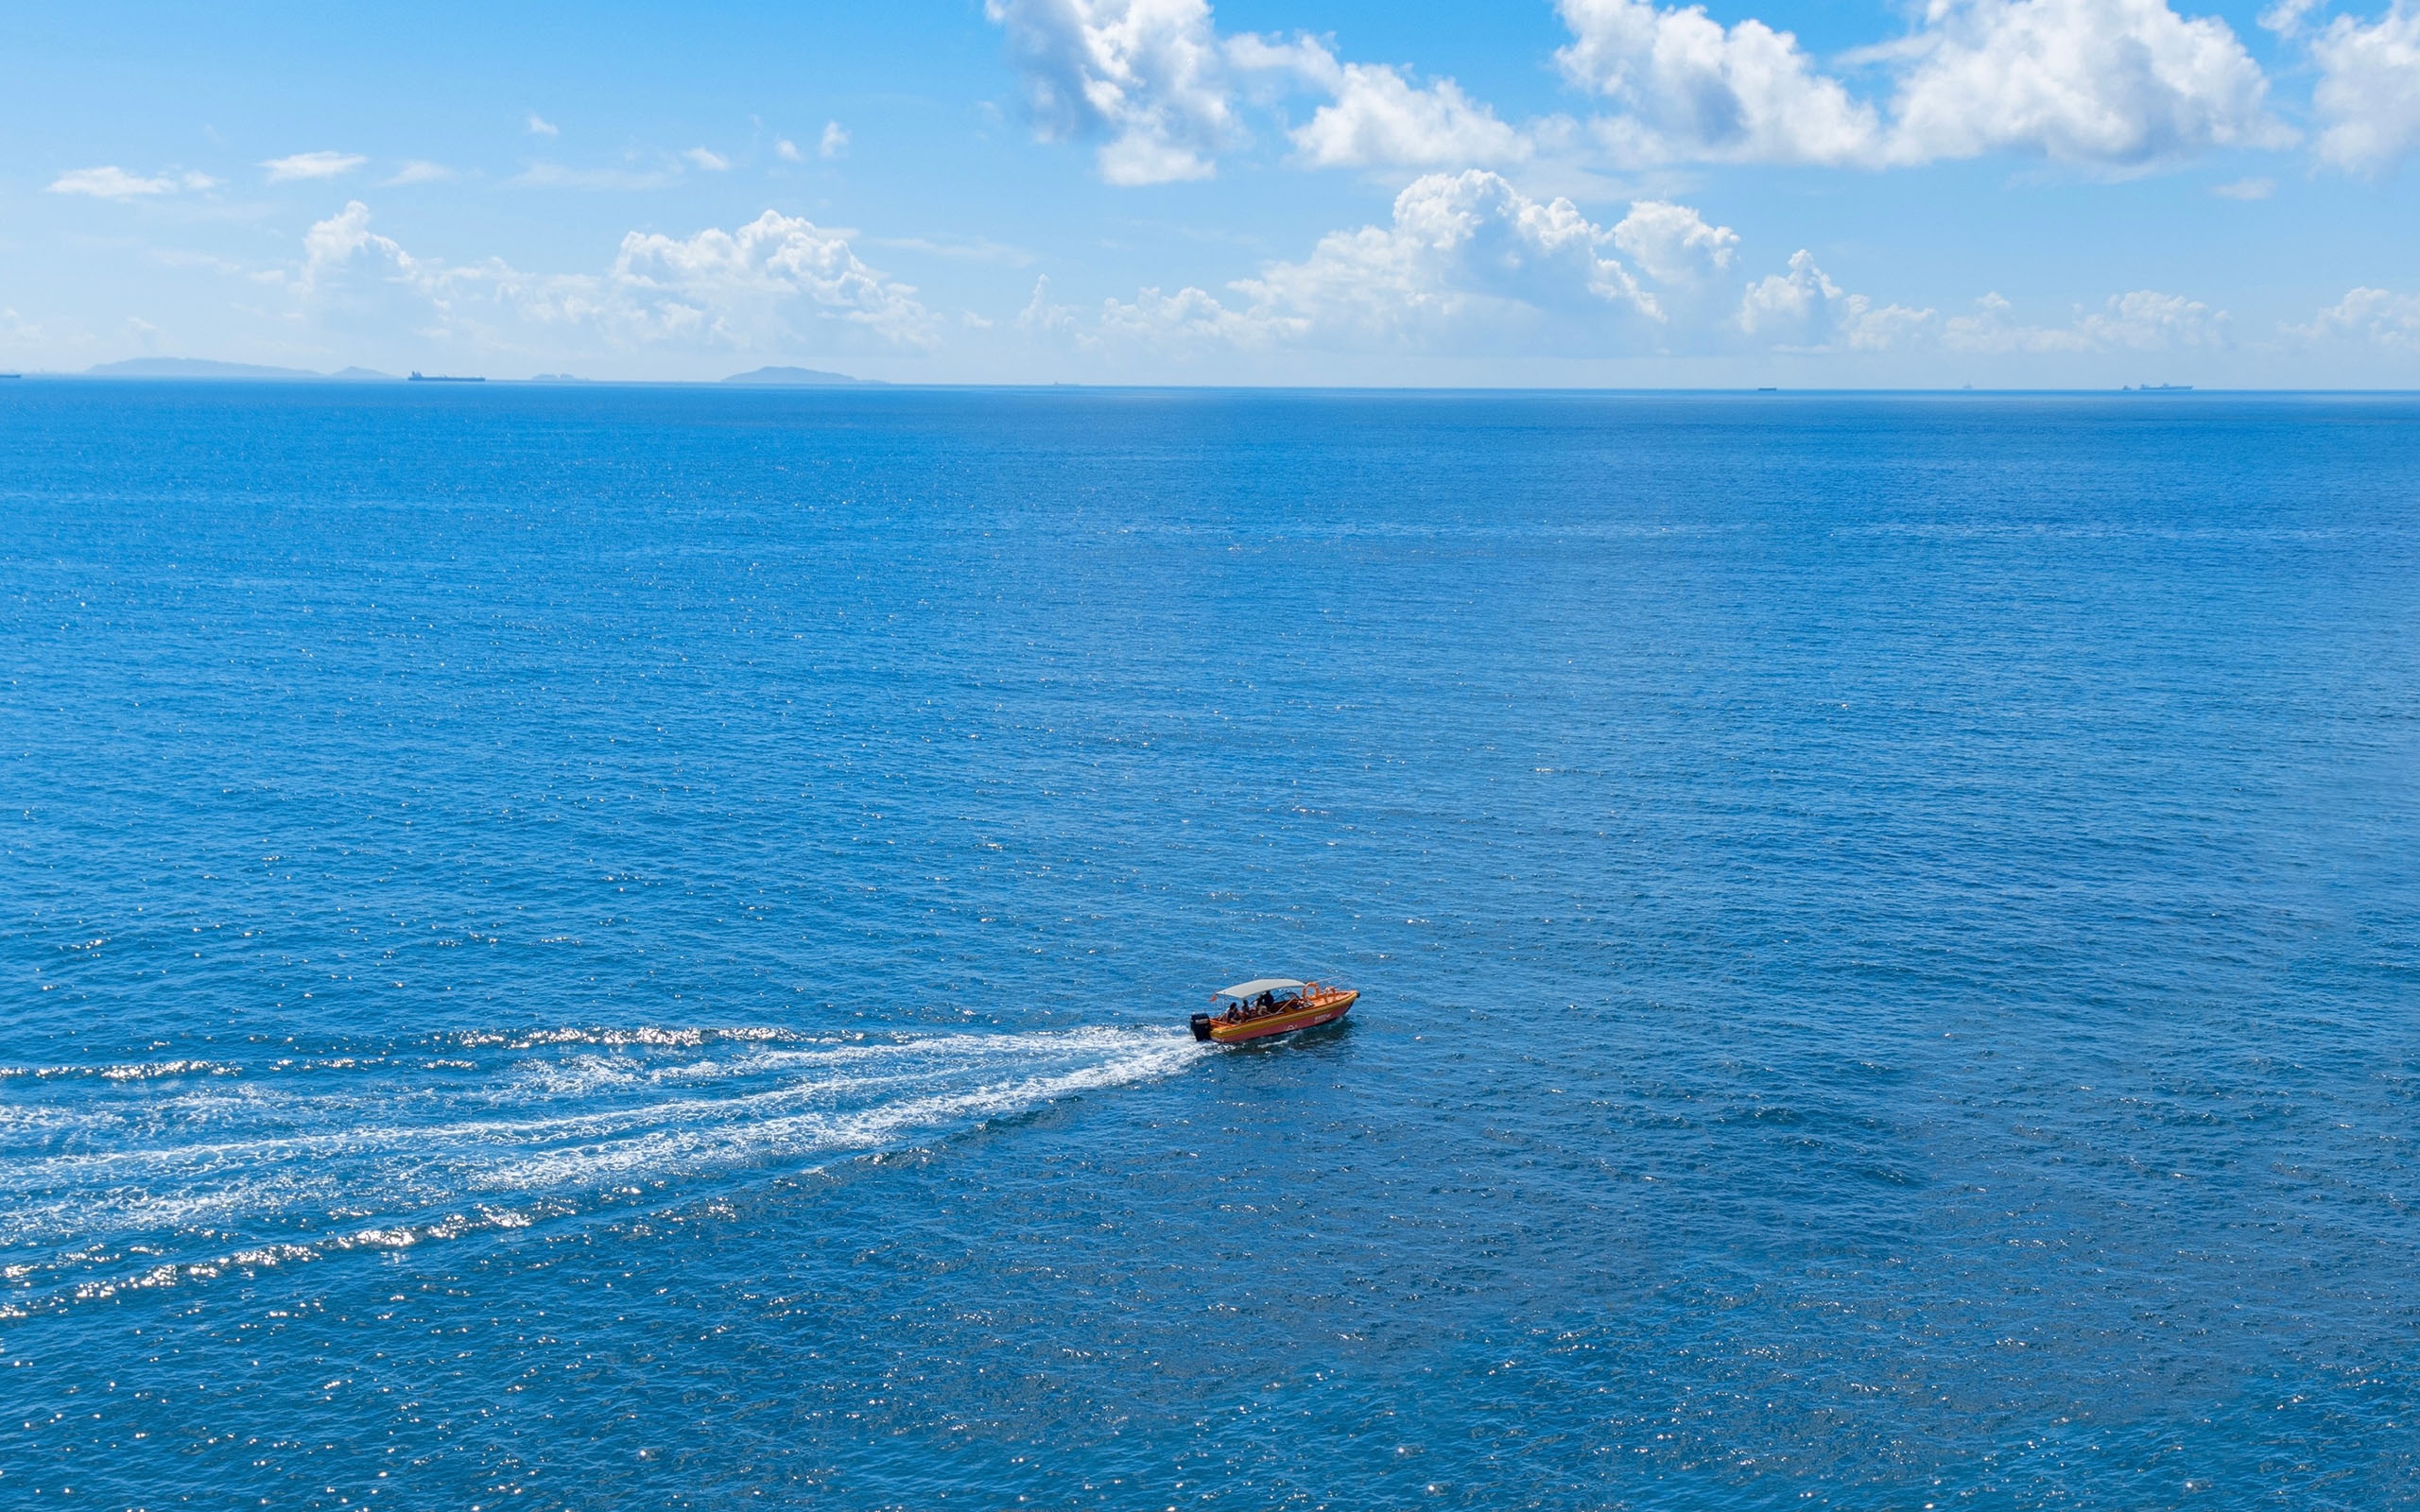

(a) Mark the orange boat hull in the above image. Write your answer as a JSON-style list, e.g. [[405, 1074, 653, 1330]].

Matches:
[[1205, 988, 1357, 1044]]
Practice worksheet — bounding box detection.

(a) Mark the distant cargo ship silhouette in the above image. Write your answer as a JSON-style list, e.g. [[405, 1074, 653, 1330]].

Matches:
[[2122, 383, 2192, 392], [407, 371, 484, 383]]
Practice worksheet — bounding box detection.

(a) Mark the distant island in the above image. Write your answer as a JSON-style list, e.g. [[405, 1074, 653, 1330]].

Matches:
[[83, 358, 398, 381], [722, 366, 878, 386]]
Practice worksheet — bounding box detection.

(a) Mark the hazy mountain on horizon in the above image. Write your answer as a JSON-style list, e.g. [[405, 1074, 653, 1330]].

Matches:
[[85, 358, 399, 381], [722, 366, 876, 387]]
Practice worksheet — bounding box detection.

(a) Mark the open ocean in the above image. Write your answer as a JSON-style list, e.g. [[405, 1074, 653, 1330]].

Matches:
[[2, 382, 2415, 1509]]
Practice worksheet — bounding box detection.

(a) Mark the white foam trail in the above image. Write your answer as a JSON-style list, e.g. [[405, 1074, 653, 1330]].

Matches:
[[0, 1024, 1205, 1314]]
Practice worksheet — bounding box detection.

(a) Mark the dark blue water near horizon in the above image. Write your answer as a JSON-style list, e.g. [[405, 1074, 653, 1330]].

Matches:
[[2, 382, 2415, 1508]]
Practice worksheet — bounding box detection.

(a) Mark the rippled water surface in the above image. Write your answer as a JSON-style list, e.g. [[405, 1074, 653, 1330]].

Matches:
[[3, 383, 2416, 1508]]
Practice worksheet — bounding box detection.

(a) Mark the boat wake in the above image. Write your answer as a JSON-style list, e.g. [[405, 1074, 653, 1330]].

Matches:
[[0, 1024, 1203, 1316]]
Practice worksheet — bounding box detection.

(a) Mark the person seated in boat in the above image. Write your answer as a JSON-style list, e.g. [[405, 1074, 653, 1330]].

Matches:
[[1224, 1004, 1241, 1023], [1256, 990, 1275, 1011]]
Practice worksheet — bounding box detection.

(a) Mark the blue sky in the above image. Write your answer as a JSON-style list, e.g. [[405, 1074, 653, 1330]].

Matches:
[[5, 0, 2417, 384]]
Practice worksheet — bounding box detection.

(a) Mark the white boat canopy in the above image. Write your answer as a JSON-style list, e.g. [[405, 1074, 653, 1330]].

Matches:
[[1218, 978, 1306, 999]]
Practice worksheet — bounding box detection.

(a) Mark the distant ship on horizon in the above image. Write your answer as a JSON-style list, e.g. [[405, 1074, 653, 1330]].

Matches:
[[408, 371, 484, 383], [2122, 383, 2193, 392]]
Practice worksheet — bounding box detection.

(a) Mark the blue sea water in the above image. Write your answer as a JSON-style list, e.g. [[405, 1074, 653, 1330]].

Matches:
[[1, 381, 2415, 1509]]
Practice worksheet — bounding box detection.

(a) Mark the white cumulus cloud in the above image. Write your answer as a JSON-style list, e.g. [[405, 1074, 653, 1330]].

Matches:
[[299, 199, 431, 297], [1278, 43, 1530, 169], [263, 151, 368, 181], [2308, 2, 2420, 171], [1078, 179, 2099, 364], [985, 0, 1237, 183], [288, 201, 937, 354], [603, 212, 936, 346], [980, 0, 2294, 179], [1882, 0, 2288, 164], [1558, 0, 2284, 167], [987, 4, 1554, 179], [1557, 0, 1884, 164], [1611, 198, 1739, 285], [1233, 170, 1656, 347], [2290, 284, 2420, 345], [1737, 250, 1935, 349], [1092, 171, 1676, 354]]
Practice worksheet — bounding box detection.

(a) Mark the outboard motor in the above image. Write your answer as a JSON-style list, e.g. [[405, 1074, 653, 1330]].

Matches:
[[1189, 1012, 1216, 1041]]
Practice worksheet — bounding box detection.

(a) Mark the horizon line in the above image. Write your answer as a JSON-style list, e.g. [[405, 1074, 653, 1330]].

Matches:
[[9, 372, 2420, 398]]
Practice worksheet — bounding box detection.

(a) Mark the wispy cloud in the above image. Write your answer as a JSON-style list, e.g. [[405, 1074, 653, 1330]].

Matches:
[[147, 248, 251, 275], [2213, 176, 2275, 198], [386, 160, 457, 185], [512, 163, 683, 191], [871, 235, 1035, 266], [48, 166, 218, 198], [262, 151, 367, 182], [683, 147, 732, 171], [527, 113, 560, 137], [776, 138, 804, 163], [1942, 289, 2230, 352], [820, 121, 851, 159]]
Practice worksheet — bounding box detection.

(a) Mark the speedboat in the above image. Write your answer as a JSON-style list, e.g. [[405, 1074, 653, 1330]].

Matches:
[[1189, 977, 1357, 1043]]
